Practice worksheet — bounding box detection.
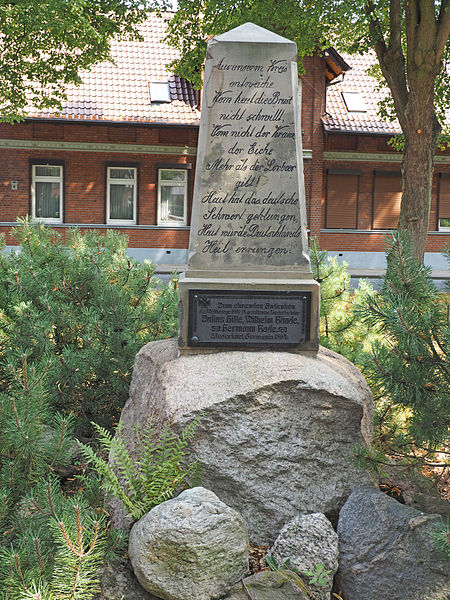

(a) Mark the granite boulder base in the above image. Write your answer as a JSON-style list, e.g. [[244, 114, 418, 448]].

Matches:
[[115, 339, 374, 543]]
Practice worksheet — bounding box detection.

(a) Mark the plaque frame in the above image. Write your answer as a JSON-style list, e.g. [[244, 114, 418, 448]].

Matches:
[[188, 289, 312, 348]]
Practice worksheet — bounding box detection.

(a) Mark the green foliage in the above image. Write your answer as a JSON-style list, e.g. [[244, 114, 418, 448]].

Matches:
[[0, 354, 75, 504], [0, 217, 178, 433], [165, 0, 330, 89], [0, 478, 108, 600], [0, 0, 172, 122], [164, 0, 449, 262], [356, 232, 450, 447], [265, 555, 333, 599], [265, 554, 310, 597], [310, 238, 380, 364], [164, 0, 449, 132], [430, 517, 450, 559], [0, 354, 114, 600], [0, 220, 180, 599], [79, 416, 201, 521], [301, 562, 333, 588]]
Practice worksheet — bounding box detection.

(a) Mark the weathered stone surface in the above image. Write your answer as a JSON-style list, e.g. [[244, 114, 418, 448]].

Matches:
[[128, 487, 249, 600], [96, 560, 160, 600], [224, 571, 309, 600], [183, 23, 311, 277], [270, 513, 338, 600], [336, 486, 450, 600], [115, 338, 373, 543]]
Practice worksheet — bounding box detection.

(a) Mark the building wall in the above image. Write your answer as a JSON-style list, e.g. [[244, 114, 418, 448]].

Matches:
[[1, 74, 449, 272], [0, 121, 197, 251], [318, 132, 450, 256]]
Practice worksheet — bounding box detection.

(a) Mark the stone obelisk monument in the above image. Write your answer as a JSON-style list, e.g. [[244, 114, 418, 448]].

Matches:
[[116, 24, 373, 553], [178, 22, 319, 352]]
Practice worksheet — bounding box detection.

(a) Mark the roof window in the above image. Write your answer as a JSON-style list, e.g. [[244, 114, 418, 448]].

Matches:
[[342, 91, 367, 113], [149, 82, 171, 103]]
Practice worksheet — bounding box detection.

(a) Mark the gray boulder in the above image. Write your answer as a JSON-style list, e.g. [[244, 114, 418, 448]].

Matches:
[[336, 486, 450, 600], [128, 486, 249, 600], [116, 339, 373, 543], [270, 513, 338, 600]]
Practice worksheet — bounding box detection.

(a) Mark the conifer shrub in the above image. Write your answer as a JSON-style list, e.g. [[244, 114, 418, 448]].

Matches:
[[310, 238, 380, 364], [0, 219, 183, 599], [0, 356, 120, 600], [356, 232, 450, 449], [0, 218, 178, 434]]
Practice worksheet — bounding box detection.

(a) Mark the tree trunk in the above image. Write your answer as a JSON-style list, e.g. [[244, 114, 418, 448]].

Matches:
[[400, 114, 441, 263]]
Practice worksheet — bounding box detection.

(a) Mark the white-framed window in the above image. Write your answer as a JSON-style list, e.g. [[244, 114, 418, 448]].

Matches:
[[107, 167, 137, 224], [32, 164, 63, 223], [438, 174, 450, 231], [158, 168, 188, 226]]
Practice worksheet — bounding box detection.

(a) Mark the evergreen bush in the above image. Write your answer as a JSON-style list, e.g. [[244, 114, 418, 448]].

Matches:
[[310, 238, 380, 364], [0, 218, 178, 434], [357, 232, 450, 449], [0, 356, 115, 600], [0, 219, 181, 599]]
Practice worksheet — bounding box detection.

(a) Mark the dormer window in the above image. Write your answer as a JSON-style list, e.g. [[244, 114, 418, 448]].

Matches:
[[149, 82, 171, 103], [342, 91, 367, 113]]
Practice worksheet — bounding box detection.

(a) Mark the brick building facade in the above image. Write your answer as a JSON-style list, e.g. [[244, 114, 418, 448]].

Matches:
[[0, 14, 449, 280]]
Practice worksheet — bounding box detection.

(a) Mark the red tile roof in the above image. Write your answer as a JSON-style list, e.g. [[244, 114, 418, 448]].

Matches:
[[27, 15, 445, 136], [323, 52, 401, 135], [27, 12, 201, 125]]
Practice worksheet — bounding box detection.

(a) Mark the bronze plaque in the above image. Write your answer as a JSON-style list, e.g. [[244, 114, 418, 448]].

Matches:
[[188, 290, 311, 347]]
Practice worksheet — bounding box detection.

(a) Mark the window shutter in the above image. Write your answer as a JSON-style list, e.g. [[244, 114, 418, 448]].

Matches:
[[326, 173, 358, 229], [439, 175, 450, 218], [373, 173, 402, 229]]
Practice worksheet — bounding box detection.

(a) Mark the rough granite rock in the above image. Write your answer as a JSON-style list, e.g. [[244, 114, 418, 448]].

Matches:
[[128, 486, 249, 600], [114, 338, 374, 542], [96, 560, 160, 600], [270, 513, 338, 600], [224, 570, 309, 600], [336, 486, 450, 600]]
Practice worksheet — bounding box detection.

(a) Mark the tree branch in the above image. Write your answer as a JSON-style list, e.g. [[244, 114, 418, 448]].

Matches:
[[365, 0, 387, 56], [405, 0, 419, 68], [436, 0, 450, 64], [367, 0, 409, 126], [389, 0, 402, 52]]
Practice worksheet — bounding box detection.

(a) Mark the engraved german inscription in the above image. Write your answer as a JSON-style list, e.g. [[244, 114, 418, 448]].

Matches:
[[189, 291, 311, 347]]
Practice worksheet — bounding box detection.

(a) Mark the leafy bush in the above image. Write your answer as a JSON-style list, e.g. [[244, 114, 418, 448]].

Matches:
[[0, 218, 178, 433]]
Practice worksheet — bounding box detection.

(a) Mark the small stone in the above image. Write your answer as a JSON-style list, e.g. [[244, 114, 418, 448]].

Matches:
[[270, 513, 338, 600], [224, 571, 309, 600], [128, 487, 249, 600]]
